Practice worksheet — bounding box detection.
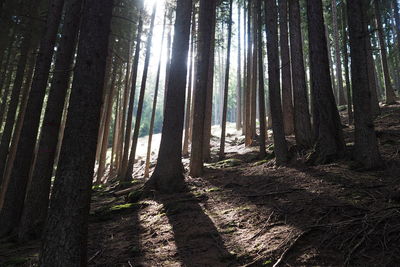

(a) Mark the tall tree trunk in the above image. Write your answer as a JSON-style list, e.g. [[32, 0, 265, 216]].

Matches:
[[347, 0, 382, 169], [0, 0, 65, 237], [0, 0, 37, 190], [144, 12, 167, 178], [39, 0, 113, 265], [257, 0, 266, 158], [124, 5, 157, 181], [289, 0, 313, 149], [366, 30, 381, 116], [120, 9, 143, 179], [183, 5, 196, 158], [219, 0, 233, 159], [189, 0, 216, 177], [279, 0, 295, 136], [341, 4, 353, 125], [245, 0, 252, 146], [147, 0, 192, 192], [250, 1, 257, 143], [374, 0, 397, 104], [18, 0, 83, 241], [306, 0, 345, 164], [332, 0, 346, 106], [236, 2, 242, 131], [97, 62, 119, 183], [265, 0, 289, 165], [393, 0, 400, 62]]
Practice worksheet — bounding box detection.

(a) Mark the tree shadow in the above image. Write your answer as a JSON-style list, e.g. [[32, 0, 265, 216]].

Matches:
[[157, 184, 240, 267]]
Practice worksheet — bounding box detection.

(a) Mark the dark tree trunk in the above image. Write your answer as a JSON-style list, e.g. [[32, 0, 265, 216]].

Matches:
[[347, 0, 382, 169], [0, 0, 65, 237], [365, 31, 381, 116], [0, 0, 37, 193], [288, 0, 313, 149], [257, 0, 266, 158], [189, 0, 216, 177], [147, 0, 192, 192], [306, 0, 345, 164], [279, 0, 295, 136], [39, 0, 113, 265], [245, 0, 252, 146], [236, 3, 242, 131], [393, 0, 400, 61], [18, 0, 83, 241], [219, 0, 233, 159], [265, 0, 288, 165], [341, 4, 354, 125], [124, 5, 156, 181]]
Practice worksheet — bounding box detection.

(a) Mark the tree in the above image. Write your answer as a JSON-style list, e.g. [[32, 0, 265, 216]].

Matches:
[[189, 0, 216, 177], [374, 0, 397, 104], [147, 0, 192, 192], [288, 0, 313, 149], [279, 0, 295, 136], [219, 0, 233, 159], [265, 0, 289, 165], [120, 7, 143, 179], [306, 0, 345, 164], [39, 0, 114, 265], [124, 4, 157, 181], [144, 12, 167, 178], [0, 0, 65, 237], [18, 0, 83, 241], [257, 0, 266, 158], [332, 0, 346, 106], [236, 2, 242, 131], [347, 0, 382, 169]]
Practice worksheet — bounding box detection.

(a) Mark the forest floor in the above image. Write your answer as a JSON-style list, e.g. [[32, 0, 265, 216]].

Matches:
[[1, 104, 400, 267]]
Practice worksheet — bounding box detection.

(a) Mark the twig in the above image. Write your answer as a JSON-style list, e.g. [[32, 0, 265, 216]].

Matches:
[[245, 189, 304, 198], [272, 230, 310, 267], [344, 228, 374, 266], [88, 250, 102, 263]]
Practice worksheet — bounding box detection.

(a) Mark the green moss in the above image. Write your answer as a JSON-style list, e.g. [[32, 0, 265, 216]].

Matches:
[[206, 187, 221, 193], [263, 260, 272, 265], [3, 257, 29, 266], [109, 203, 138, 211]]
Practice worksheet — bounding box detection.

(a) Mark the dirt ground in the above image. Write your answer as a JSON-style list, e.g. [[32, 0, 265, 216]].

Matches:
[[1, 104, 400, 267]]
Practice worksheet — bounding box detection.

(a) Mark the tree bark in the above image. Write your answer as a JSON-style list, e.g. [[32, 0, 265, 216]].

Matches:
[[39, 0, 113, 265], [306, 0, 345, 164], [265, 0, 289, 165], [236, 2, 242, 131], [288, 0, 313, 149], [257, 0, 266, 158], [347, 0, 382, 169], [189, 0, 216, 177], [279, 0, 295, 136]]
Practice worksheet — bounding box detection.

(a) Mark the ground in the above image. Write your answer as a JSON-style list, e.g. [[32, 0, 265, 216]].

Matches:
[[1, 104, 400, 267]]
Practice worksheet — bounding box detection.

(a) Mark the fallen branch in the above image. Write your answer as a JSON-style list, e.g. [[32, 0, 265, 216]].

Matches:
[[245, 189, 305, 198], [272, 230, 310, 267]]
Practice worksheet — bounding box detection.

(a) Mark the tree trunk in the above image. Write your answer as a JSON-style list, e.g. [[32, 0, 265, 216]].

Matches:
[[183, 5, 196, 158], [18, 0, 83, 241], [245, 0, 252, 146], [265, 0, 289, 165], [332, 0, 346, 106], [219, 0, 233, 159], [393, 0, 400, 63], [124, 5, 157, 181], [0, 0, 65, 237], [39, 0, 113, 265], [120, 9, 143, 179], [0, 0, 37, 190], [279, 0, 295, 136], [374, 0, 397, 104], [365, 31, 381, 116], [236, 2, 242, 131], [189, 0, 216, 177], [347, 0, 382, 169], [257, 0, 266, 158], [288, 0, 313, 149], [341, 4, 354, 125], [306, 0, 345, 164], [147, 0, 192, 192], [144, 12, 167, 178]]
